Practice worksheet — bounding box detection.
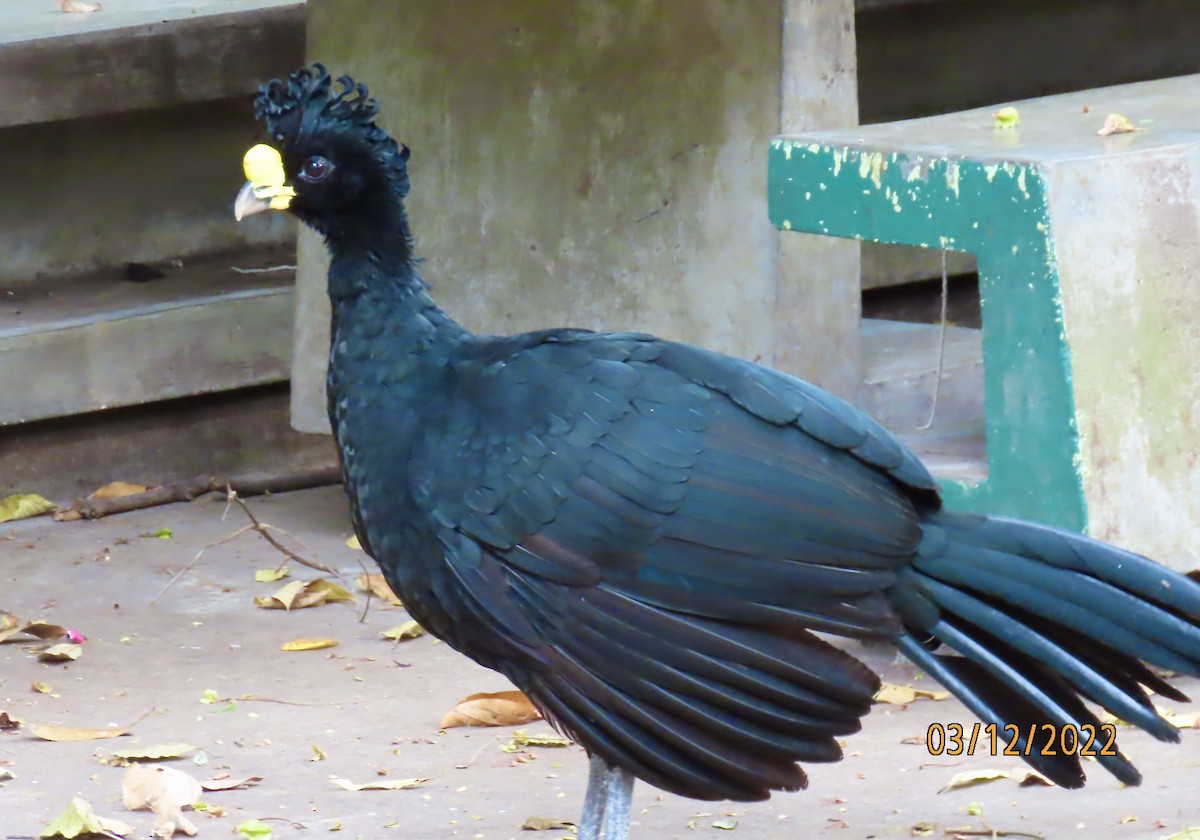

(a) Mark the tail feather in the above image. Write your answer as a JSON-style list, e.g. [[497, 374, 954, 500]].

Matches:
[[891, 510, 1200, 788]]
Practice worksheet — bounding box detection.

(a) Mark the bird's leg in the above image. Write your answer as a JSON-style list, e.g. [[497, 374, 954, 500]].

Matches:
[[600, 763, 635, 840], [577, 753, 611, 840]]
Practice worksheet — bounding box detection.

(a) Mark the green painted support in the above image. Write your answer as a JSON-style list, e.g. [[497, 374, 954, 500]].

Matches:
[[769, 143, 1084, 530]]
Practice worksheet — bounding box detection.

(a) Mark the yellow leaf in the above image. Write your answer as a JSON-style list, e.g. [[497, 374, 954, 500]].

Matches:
[[40, 796, 132, 838], [38, 643, 81, 662], [357, 573, 402, 605], [440, 690, 543, 729], [255, 567, 290, 583], [0, 493, 55, 523], [381, 620, 426, 642], [122, 764, 202, 838], [32, 681, 52, 694], [255, 578, 355, 610], [510, 730, 573, 748], [874, 682, 949, 704], [1161, 831, 1200, 840], [346, 534, 362, 550], [310, 744, 328, 762], [281, 637, 339, 651], [712, 818, 738, 830], [88, 481, 149, 500], [1097, 113, 1137, 136], [993, 106, 1020, 129], [0, 613, 22, 643], [329, 776, 428, 791], [28, 713, 141, 742], [110, 743, 195, 761], [938, 768, 1011, 793]]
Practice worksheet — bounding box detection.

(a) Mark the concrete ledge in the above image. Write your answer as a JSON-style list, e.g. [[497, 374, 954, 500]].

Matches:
[[0, 247, 295, 425], [0, 0, 304, 128]]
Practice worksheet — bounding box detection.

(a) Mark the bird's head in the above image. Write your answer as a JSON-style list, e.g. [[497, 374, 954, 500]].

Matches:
[[234, 65, 411, 239]]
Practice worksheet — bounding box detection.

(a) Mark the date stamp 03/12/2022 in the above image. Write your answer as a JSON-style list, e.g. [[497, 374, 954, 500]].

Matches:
[[926, 722, 1119, 757]]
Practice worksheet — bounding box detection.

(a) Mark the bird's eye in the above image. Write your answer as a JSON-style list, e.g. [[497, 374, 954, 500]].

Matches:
[[300, 155, 333, 183]]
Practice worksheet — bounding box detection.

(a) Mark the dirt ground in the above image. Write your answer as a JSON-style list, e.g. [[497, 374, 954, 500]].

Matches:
[[2, 486, 1198, 840]]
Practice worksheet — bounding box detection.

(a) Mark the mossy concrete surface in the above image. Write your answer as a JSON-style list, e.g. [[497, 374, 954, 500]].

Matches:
[[293, 0, 790, 431]]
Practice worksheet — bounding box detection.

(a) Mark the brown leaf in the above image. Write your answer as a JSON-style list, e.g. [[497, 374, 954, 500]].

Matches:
[[329, 776, 427, 791], [89, 481, 149, 500], [357, 573, 403, 605], [57, 0, 102, 11], [38, 643, 81, 662], [521, 816, 576, 831], [441, 690, 543, 729], [1, 620, 68, 644], [200, 775, 262, 791], [874, 682, 949, 705], [122, 764, 202, 838], [0, 712, 20, 730], [110, 743, 195, 761]]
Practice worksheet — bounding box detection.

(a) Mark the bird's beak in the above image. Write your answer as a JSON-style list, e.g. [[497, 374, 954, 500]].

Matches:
[[234, 144, 296, 221]]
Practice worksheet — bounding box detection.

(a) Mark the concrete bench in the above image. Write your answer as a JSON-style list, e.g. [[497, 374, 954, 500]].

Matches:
[[770, 74, 1200, 569]]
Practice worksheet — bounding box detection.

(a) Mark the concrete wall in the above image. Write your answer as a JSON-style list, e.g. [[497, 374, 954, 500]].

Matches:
[[294, 0, 798, 431], [0, 100, 293, 286], [1051, 145, 1200, 568]]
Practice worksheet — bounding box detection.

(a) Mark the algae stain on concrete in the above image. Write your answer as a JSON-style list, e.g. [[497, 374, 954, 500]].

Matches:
[[308, 0, 782, 361]]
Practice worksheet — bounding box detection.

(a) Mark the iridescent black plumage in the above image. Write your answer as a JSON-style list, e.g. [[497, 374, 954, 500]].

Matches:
[[251, 64, 1200, 803]]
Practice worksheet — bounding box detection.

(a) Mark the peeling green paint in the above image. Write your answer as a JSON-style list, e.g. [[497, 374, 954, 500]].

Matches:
[[768, 143, 1085, 530]]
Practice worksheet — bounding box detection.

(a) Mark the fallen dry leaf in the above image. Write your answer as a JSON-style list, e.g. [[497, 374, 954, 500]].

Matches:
[[502, 730, 573, 752], [254, 578, 355, 610], [40, 796, 132, 838], [329, 776, 428, 791], [0, 493, 55, 523], [20, 622, 70, 641], [0, 613, 22, 643], [111, 743, 196, 762], [875, 682, 949, 705], [1160, 830, 1200, 840], [254, 567, 290, 583], [38, 643, 81, 663], [32, 681, 53, 694], [200, 775, 262, 791], [937, 767, 1052, 794], [1097, 113, 1137, 136], [521, 816, 576, 831], [281, 637, 339, 651], [0, 711, 20, 730], [712, 817, 738, 830], [358, 573, 402, 605], [441, 690, 543, 729], [28, 710, 146, 742], [382, 620, 426, 642], [910, 822, 937, 837], [0, 768, 14, 782], [122, 764, 202, 838], [346, 534, 362, 550], [89, 481, 149, 500], [57, 0, 102, 11]]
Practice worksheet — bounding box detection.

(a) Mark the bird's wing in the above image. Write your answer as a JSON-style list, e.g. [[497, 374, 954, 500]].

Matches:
[[417, 332, 938, 800]]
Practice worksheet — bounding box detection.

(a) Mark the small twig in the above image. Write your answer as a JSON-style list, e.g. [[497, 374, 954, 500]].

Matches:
[[230, 264, 297, 274], [917, 248, 951, 431], [944, 826, 1044, 840], [56, 465, 342, 521], [150, 524, 254, 603], [237, 694, 373, 707], [227, 492, 341, 578]]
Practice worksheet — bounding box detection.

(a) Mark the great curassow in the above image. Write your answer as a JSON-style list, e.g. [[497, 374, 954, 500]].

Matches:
[[235, 65, 1200, 840]]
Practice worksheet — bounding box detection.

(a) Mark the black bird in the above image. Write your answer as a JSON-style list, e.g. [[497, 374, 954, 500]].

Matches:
[[235, 66, 1200, 839]]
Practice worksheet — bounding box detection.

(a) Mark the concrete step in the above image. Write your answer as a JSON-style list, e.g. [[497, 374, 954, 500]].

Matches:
[[0, 0, 304, 128], [859, 318, 985, 484], [0, 245, 296, 426]]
